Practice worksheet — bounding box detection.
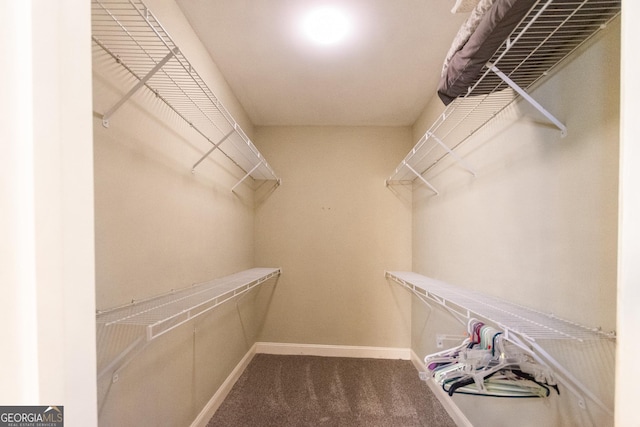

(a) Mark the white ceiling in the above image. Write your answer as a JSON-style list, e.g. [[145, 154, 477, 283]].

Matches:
[[175, 0, 467, 127]]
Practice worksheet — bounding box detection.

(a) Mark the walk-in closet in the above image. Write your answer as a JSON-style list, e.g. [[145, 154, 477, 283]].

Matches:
[[2, 0, 638, 426]]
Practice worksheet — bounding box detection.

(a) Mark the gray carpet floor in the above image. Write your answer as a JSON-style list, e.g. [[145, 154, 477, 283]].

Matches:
[[207, 354, 456, 427]]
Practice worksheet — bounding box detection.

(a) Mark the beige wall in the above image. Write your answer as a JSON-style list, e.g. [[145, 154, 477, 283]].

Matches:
[[254, 126, 413, 347], [410, 18, 620, 427], [92, 0, 270, 425]]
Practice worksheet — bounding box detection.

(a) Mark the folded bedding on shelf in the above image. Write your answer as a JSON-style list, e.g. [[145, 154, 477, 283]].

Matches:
[[450, 0, 482, 14], [438, 0, 536, 105], [442, 0, 497, 76]]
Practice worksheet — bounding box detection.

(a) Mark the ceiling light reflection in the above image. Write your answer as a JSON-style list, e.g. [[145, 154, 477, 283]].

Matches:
[[301, 7, 351, 45]]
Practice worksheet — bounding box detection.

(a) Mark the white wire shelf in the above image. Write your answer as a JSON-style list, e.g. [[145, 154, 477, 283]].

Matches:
[[91, 0, 280, 190], [97, 267, 281, 341], [386, 0, 621, 191], [386, 270, 615, 416], [385, 271, 613, 342], [96, 267, 280, 412]]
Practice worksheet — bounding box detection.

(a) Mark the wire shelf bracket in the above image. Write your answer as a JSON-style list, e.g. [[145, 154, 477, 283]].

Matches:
[[488, 63, 567, 137], [429, 131, 478, 176], [385, 271, 615, 417], [191, 128, 235, 173], [101, 47, 178, 128], [92, 0, 280, 190], [404, 161, 440, 195]]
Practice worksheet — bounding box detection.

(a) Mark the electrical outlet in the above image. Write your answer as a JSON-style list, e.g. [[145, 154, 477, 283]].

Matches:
[[436, 335, 444, 348], [419, 371, 428, 381]]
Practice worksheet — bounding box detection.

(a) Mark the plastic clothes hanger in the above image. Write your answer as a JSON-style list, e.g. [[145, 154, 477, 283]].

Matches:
[[440, 336, 558, 397], [428, 323, 558, 398], [442, 371, 552, 398]]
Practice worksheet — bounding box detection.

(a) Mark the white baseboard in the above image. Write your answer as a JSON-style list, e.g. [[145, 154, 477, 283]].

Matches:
[[189, 343, 258, 427], [410, 350, 473, 427], [255, 342, 412, 360]]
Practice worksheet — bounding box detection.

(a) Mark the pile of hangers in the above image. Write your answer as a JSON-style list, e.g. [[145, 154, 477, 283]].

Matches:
[[424, 319, 559, 398]]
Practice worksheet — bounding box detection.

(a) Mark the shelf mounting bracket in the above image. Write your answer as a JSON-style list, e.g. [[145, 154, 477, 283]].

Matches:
[[404, 162, 439, 195], [487, 63, 568, 137], [191, 128, 235, 173], [427, 132, 477, 177], [102, 47, 179, 127], [231, 162, 262, 193]]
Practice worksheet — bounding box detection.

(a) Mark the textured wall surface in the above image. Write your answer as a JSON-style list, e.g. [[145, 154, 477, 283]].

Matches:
[[254, 126, 413, 348]]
